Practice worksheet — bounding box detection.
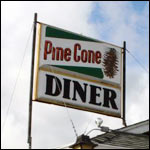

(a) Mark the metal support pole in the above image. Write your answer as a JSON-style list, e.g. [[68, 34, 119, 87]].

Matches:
[[28, 13, 37, 149], [123, 41, 127, 127]]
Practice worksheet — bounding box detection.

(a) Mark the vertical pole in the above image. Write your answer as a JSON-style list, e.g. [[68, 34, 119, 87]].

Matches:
[[28, 13, 37, 149], [123, 41, 127, 127]]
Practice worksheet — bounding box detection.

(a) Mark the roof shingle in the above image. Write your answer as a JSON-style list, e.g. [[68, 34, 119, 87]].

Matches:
[[92, 131, 149, 149]]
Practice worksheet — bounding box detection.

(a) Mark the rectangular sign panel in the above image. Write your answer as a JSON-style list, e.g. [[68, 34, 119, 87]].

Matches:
[[37, 70, 121, 117], [33, 23, 123, 118], [39, 24, 122, 86]]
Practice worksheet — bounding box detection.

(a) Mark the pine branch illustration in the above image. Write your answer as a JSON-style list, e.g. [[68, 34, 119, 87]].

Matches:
[[103, 48, 119, 78]]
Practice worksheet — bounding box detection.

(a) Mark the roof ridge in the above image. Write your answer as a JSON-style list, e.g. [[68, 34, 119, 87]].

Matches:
[[118, 119, 149, 130]]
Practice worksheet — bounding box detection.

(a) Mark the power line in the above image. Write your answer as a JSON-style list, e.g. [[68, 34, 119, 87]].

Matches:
[[126, 49, 149, 74], [2, 24, 33, 136]]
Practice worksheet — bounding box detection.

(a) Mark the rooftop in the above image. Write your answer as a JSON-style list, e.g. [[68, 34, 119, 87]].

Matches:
[[92, 130, 149, 149], [92, 120, 149, 149], [58, 120, 149, 149]]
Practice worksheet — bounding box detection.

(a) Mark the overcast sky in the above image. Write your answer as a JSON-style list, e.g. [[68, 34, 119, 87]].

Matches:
[[1, 1, 149, 149]]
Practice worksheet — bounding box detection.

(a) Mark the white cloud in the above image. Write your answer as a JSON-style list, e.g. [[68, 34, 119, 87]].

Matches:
[[96, 1, 149, 125], [1, 1, 98, 149], [126, 68, 149, 124]]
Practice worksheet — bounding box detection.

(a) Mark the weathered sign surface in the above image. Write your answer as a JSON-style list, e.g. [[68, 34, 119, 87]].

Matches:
[[33, 23, 123, 118]]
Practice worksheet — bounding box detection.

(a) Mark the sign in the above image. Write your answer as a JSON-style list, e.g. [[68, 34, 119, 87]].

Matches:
[[37, 70, 121, 117], [33, 23, 123, 117]]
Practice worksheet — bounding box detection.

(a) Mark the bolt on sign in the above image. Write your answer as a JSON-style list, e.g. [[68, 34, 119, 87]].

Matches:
[[33, 23, 124, 118]]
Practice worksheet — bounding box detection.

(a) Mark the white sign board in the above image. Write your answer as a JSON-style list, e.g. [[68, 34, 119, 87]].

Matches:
[[33, 23, 123, 117]]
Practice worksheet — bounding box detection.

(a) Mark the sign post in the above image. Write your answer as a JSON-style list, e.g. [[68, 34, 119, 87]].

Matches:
[[28, 13, 37, 149], [123, 41, 127, 127]]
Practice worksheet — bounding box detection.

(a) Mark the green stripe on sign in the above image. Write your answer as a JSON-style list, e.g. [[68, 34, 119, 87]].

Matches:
[[46, 26, 99, 42], [52, 65, 104, 79]]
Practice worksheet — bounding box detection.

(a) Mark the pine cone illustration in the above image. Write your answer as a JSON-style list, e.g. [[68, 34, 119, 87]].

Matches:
[[103, 48, 119, 78]]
